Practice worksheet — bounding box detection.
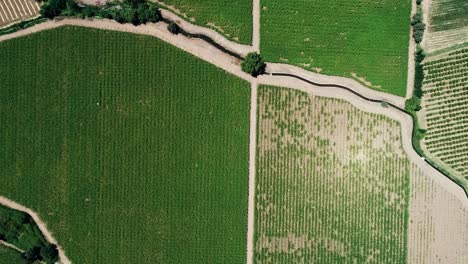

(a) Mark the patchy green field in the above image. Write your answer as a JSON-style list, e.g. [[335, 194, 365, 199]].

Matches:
[[260, 0, 411, 96], [255, 86, 409, 263], [157, 0, 252, 44], [429, 0, 468, 32], [0, 26, 250, 263], [424, 0, 468, 52]]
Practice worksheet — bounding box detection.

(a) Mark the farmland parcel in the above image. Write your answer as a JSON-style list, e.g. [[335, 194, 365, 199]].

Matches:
[[155, 0, 252, 44], [254, 86, 468, 263], [423, 0, 468, 52], [419, 47, 468, 191], [260, 0, 411, 96], [0, 26, 250, 263]]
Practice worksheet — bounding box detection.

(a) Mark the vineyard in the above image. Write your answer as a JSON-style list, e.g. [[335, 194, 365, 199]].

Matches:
[[260, 0, 411, 96], [420, 47, 468, 190], [155, 0, 252, 44], [429, 0, 468, 32], [424, 0, 468, 52], [408, 164, 468, 263], [254, 86, 409, 263], [0, 26, 250, 263], [0, 0, 40, 28]]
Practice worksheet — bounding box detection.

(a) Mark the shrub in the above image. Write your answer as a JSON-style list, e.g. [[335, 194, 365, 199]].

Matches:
[[241, 52, 266, 77], [40, 244, 59, 264], [414, 47, 426, 98], [40, 0, 67, 18], [412, 10, 425, 43], [167, 21, 180, 34]]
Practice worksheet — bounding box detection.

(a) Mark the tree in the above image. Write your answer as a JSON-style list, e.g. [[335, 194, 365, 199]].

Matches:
[[411, 11, 425, 43], [167, 21, 180, 34], [22, 247, 41, 263], [40, 0, 67, 18], [241, 52, 266, 77], [40, 244, 59, 264]]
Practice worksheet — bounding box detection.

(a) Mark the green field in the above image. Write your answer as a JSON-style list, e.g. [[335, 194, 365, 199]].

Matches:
[[158, 0, 252, 44], [254, 86, 409, 263], [0, 246, 24, 264], [429, 0, 468, 32], [0, 26, 250, 263], [260, 0, 411, 96], [421, 47, 468, 191]]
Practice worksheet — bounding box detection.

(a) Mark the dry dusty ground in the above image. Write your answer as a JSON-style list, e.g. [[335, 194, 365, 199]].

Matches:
[[408, 164, 468, 264]]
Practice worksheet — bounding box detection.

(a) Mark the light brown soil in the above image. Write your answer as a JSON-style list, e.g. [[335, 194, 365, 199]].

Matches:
[[408, 164, 468, 264]]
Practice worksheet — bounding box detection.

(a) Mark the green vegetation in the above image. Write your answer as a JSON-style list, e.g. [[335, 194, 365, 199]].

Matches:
[[41, 0, 161, 25], [0, 26, 250, 263], [429, 0, 468, 32], [0, 206, 58, 264], [241, 52, 266, 77], [411, 8, 425, 44], [255, 86, 409, 263], [420, 47, 468, 189], [0, 17, 48, 37], [0, 246, 25, 264], [158, 0, 252, 44], [261, 0, 411, 96], [167, 21, 180, 34]]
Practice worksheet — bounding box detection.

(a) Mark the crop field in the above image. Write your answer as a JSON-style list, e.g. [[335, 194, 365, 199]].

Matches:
[[254, 86, 410, 263], [260, 0, 411, 96], [0, 26, 250, 263], [0, 0, 40, 28], [408, 164, 468, 264], [424, 0, 468, 52], [420, 47, 468, 190], [155, 0, 252, 44], [428, 0, 468, 32]]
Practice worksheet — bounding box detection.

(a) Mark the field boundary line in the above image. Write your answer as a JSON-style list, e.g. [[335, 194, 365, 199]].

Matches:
[[252, 0, 260, 51], [0, 196, 71, 264], [0, 240, 25, 253], [405, 0, 417, 99], [246, 81, 257, 264]]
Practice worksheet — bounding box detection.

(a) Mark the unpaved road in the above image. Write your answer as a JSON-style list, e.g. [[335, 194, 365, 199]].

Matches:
[[252, 0, 260, 51], [0, 196, 71, 264], [246, 81, 257, 264]]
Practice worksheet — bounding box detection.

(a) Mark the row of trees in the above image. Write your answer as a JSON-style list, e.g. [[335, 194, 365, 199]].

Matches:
[[40, 0, 161, 25], [411, 1, 425, 43]]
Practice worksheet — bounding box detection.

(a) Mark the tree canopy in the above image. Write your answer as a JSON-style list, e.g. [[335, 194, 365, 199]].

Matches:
[[241, 52, 266, 77]]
